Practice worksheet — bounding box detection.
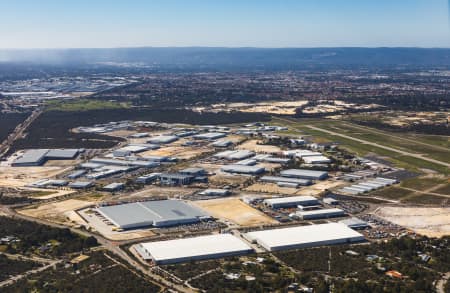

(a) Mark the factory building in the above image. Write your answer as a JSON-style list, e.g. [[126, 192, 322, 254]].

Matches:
[[221, 164, 265, 175], [193, 132, 227, 140], [102, 182, 125, 192], [147, 135, 179, 144], [12, 149, 81, 167], [212, 140, 233, 148], [68, 181, 94, 189], [159, 173, 194, 185], [259, 176, 312, 186], [264, 195, 319, 209], [292, 208, 345, 220], [179, 167, 206, 177], [136, 234, 253, 264], [302, 155, 331, 164], [113, 144, 159, 157], [280, 169, 328, 180], [339, 218, 370, 229], [90, 157, 159, 168], [199, 189, 231, 197], [96, 200, 210, 229], [338, 177, 398, 195], [67, 170, 87, 179], [135, 173, 160, 184], [214, 150, 255, 160], [244, 223, 365, 251]]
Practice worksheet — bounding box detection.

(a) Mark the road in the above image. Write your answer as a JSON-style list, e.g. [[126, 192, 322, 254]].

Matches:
[[0, 258, 62, 288], [436, 272, 450, 293], [0, 205, 193, 292], [0, 109, 42, 158]]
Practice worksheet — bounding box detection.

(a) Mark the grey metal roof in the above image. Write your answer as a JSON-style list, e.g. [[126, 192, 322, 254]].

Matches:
[[13, 149, 49, 165], [97, 200, 209, 229], [221, 164, 265, 174], [45, 149, 80, 159], [280, 169, 328, 179]]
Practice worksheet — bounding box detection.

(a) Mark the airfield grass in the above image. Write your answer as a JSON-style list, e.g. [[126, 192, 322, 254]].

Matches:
[[367, 186, 415, 200], [272, 117, 450, 175], [432, 183, 450, 196], [400, 177, 447, 191]]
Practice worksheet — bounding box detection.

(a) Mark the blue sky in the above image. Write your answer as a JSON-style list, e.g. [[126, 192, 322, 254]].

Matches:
[[0, 0, 449, 48]]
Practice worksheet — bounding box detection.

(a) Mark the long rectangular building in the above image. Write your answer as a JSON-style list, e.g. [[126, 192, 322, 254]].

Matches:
[[221, 164, 265, 175], [245, 223, 365, 251], [96, 200, 210, 229], [136, 234, 253, 264], [264, 195, 319, 209], [294, 208, 345, 220], [280, 169, 328, 180], [260, 176, 312, 186]]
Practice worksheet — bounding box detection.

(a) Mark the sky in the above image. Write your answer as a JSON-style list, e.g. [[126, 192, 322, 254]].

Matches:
[[0, 0, 449, 49]]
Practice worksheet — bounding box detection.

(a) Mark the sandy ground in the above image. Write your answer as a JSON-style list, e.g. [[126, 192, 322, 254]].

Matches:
[[33, 189, 76, 199], [140, 146, 211, 160], [18, 199, 94, 225], [122, 186, 199, 199], [375, 207, 450, 237], [244, 183, 300, 195], [212, 101, 308, 115], [43, 160, 80, 167], [0, 166, 70, 188], [236, 140, 282, 154], [194, 198, 277, 227]]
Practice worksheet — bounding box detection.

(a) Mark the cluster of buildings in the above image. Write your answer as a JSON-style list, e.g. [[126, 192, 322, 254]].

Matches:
[[135, 222, 365, 264], [338, 177, 398, 195], [12, 149, 82, 167]]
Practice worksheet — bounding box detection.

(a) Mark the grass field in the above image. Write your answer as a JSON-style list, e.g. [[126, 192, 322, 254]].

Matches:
[[45, 99, 130, 111], [272, 117, 450, 175], [400, 177, 447, 191]]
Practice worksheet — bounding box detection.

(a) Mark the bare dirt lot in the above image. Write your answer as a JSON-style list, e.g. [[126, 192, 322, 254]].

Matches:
[[244, 183, 299, 195], [236, 140, 282, 154], [0, 166, 71, 188], [140, 145, 211, 160], [375, 206, 450, 237], [193, 197, 277, 227], [18, 199, 95, 225]]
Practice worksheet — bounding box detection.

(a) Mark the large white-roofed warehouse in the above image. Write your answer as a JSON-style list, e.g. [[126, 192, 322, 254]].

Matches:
[[244, 223, 365, 251], [96, 200, 211, 229], [264, 195, 319, 209], [135, 234, 253, 264]]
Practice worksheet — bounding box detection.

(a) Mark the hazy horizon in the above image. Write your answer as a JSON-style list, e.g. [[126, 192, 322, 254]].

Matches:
[[0, 0, 449, 49]]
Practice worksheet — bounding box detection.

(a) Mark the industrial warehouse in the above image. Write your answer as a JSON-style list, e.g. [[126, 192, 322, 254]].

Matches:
[[245, 223, 365, 251], [12, 148, 82, 166], [135, 234, 253, 264], [95, 200, 211, 229]]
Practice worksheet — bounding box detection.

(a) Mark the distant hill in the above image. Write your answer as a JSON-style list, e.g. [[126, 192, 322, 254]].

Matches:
[[1, 47, 450, 70]]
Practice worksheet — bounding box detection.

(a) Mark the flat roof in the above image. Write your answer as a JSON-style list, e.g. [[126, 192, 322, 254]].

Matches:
[[246, 223, 365, 251], [296, 208, 344, 216], [221, 164, 265, 174], [13, 149, 49, 165], [264, 195, 318, 205], [96, 200, 209, 229], [46, 149, 79, 159], [280, 169, 328, 178], [138, 234, 253, 264]]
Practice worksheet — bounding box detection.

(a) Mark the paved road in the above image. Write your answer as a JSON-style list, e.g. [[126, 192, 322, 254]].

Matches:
[[1, 206, 193, 293], [0, 259, 61, 288], [305, 125, 450, 169], [0, 109, 42, 158]]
